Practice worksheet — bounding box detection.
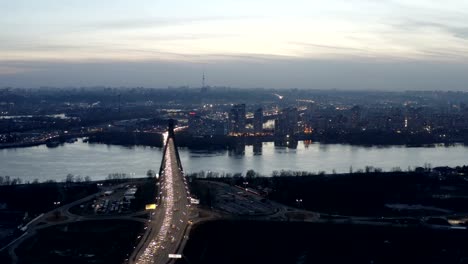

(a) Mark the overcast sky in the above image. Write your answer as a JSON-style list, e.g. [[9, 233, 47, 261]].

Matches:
[[1, 0, 468, 90]]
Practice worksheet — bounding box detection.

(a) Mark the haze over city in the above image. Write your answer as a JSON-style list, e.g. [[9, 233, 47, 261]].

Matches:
[[1, 0, 468, 90]]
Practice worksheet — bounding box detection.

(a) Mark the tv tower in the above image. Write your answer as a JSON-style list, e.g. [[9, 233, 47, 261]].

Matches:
[[202, 71, 205, 88]]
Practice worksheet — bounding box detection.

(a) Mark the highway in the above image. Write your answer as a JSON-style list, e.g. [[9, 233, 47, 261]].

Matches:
[[132, 137, 190, 264]]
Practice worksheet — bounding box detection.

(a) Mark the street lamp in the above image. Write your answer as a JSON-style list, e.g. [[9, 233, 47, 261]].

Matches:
[[295, 198, 303, 208], [243, 181, 249, 191]]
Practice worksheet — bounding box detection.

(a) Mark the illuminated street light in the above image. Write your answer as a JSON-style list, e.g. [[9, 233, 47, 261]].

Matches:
[[295, 198, 303, 208]]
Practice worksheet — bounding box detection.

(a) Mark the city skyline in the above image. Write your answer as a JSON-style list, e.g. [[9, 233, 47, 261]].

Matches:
[[1, 0, 468, 90]]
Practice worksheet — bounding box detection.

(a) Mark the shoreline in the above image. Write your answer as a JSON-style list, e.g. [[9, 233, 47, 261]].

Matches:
[[3, 134, 466, 151]]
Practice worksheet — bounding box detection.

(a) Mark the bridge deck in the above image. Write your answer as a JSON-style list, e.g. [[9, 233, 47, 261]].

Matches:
[[132, 137, 190, 264]]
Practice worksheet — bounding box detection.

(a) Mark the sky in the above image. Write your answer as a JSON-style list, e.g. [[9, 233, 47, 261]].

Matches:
[[1, 0, 468, 90]]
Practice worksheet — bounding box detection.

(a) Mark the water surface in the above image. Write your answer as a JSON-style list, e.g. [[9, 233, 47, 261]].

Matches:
[[1, 140, 468, 182]]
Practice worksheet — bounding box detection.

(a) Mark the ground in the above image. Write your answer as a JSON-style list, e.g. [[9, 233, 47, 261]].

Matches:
[[15, 220, 144, 264], [179, 220, 468, 264]]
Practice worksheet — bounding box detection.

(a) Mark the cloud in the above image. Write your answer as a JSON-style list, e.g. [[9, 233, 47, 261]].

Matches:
[[451, 27, 468, 39], [87, 16, 251, 31], [134, 33, 238, 42], [292, 42, 368, 52], [395, 20, 468, 40]]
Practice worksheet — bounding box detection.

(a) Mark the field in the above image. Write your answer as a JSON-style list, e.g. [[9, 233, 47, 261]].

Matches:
[[15, 220, 144, 264], [179, 220, 468, 264]]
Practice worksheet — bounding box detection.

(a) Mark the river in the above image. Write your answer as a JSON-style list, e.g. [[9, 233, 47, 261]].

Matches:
[[1, 139, 468, 182]]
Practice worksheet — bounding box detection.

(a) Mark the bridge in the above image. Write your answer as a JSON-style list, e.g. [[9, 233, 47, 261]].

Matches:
[[131, 120, 191, 264]]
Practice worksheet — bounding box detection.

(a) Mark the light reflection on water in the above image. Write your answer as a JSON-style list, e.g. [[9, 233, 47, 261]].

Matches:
[[1, 140, 468, 182]]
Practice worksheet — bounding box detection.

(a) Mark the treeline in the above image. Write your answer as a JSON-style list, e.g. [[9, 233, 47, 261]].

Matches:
[[0, 175, 24, 185], [186, 167, 410, 179], [0, 174, 94, 186], [0, 171, 158, 186], [187, 164, 468, 179]]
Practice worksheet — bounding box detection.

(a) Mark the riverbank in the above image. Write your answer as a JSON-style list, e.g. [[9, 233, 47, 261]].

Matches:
[[3, 129, 468, 153], [0, 132, 94, 150], [89, 130, 468, 149], [189, 165, 468, 218]]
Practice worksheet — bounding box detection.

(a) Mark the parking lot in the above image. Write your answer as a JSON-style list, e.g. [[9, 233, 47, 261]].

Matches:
[[70, 185, 139, 216], [201, 181, 277, 216]]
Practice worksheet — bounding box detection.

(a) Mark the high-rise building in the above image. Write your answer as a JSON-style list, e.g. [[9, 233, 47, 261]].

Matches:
[[209, 119, 229, 136], [188, 112, 203, 135], [253, 108, 263, 134], [274, 107, 299, 137], [349, 105, 361, 129], [229, 104, 246, 134]]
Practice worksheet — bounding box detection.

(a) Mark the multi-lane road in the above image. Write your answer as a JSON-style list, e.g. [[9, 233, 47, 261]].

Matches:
[[131, 137, 190, 264]]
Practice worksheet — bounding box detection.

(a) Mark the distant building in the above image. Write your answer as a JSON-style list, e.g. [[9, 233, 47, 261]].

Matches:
[[253, 108, 263, 133], [188, 112, 228, 136], [188, 112, 204, 135], [229, 104, 246, 134], [205, 118, 229, 136], [275, 107, 299, 137], [349, 105, 361, 129]]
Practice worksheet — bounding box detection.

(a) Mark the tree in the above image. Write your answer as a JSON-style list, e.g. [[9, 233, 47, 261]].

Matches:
[[424, 162, 432, 172], [4, 176, 10, 185], [246, 169, 256, 179], [11, 178, 21, 185], [147, 170, 155, 178], [65, 174, 74, 183]]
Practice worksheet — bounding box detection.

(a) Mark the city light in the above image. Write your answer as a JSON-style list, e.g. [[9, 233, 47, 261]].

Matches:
[[145, 204, 157, 210], [162, 132, 168, 145]]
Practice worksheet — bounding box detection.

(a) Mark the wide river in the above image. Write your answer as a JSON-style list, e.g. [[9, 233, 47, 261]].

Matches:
[[1, 140, 468, 182]]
